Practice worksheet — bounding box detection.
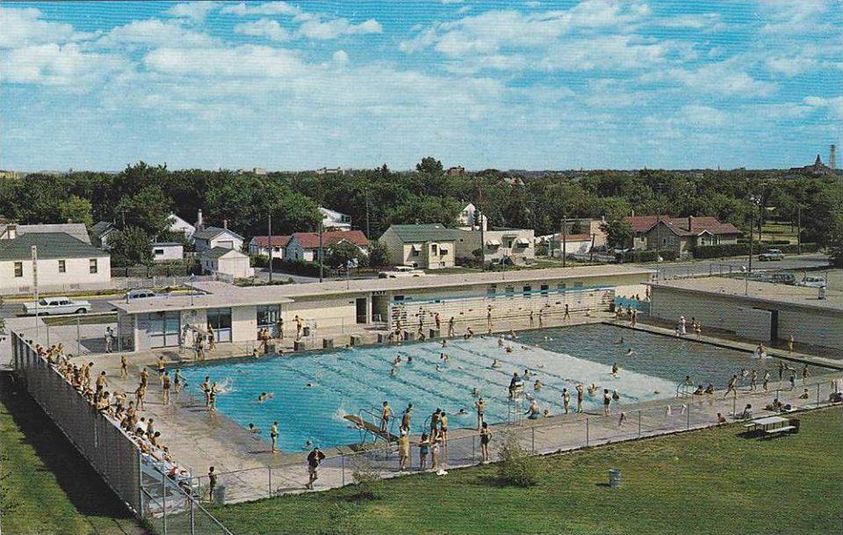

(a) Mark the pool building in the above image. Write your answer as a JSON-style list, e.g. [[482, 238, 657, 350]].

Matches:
[[111, 265, 653, 352]]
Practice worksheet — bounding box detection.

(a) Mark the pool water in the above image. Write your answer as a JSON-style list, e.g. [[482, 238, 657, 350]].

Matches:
[[178, 324, 829, 452]]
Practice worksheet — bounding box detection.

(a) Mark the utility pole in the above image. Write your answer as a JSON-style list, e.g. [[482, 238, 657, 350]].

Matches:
[[267, 214, 273, 283], [796, 204, 801, 255], [365, 190, 371, 239], [561, 212, 567, 268], [589, 233, 595, 263], [746, 199, 755, 295], [318, 222, 324, 283], [478, 207, 486, 269], [32, 245, 39, 336]]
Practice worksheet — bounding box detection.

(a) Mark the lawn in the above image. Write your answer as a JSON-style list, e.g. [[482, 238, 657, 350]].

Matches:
[[209, 407, 843, 535], [0, 373, 144, 535]]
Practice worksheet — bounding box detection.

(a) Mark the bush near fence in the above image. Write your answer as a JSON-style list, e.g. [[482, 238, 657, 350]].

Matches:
[[616, 249, 680, 263], [270, 258, 335, 278], [111, 261, 199, 279], [692, 242, 818, 259]]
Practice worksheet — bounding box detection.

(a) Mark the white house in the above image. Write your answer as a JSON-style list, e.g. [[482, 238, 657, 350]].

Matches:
[[167, 213, 196, 241], [192, 226, 244, 253], [379, 224, 458, 270], [200, 247, 253, 279], [456, 228, 535, 265], [151, 242, 184, 262], [548, 233, 594, 257], [248, 235, 290, 261], [319, 207, 353, 231], [457, 203, 488, 231], [0, 232, 111, 293], [284, 230, 369, 262]]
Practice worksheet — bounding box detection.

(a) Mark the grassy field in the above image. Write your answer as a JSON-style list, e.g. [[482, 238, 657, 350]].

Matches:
[[760, 221, 798, 244], [0, 374, 144, 535], [209, 407, 843, 535]]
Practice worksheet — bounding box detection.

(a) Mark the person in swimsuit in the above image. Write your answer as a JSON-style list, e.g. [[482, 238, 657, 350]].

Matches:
[[398, 429, 410, 471], [162, 371, 171, 405], [120, 355, 128, 378], [208, 467, 217, 501], [306, 447, 325, 489], [380, 401, 392, 433], [208, 383, 218, 411], [430, 409, 441, 439], [562, 388, 571, 413], [174, 369, 184, 395], [576, 384, 584, 413], [401, 404, 413, 431], [439, 412, 449, 449], [270, 421, 279, 453], [724, 375, 738, 398], [157, 356, 166, 383], [480, 422, 492, 463], [603, 389, 611, 416], [475, 397, 486, 429], [418, 433, 430, 470], [201, 376, 211, 406]]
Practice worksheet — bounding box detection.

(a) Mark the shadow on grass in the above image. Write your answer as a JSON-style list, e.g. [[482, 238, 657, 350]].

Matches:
[[0, 373, 135, 520]]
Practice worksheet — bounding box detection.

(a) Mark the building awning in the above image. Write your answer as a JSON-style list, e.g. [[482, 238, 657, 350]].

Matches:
[[486, 239, 501, 246], [515, 238, 531, 246]]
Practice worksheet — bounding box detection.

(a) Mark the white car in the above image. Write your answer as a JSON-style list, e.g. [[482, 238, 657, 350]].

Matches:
[[125, 288, 157, 300], [22, 297, 92, 316], [378, 266, 426, 278], [798, 275, 827, 289]]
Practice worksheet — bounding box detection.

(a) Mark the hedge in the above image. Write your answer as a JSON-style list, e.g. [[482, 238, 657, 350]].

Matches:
[[692, 242, 818, 259], [270, 258, 333, 278], [616, 249, 679, 263]]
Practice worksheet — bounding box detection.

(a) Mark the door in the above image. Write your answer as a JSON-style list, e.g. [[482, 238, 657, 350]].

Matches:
[[148, 311, 181, 348], [207, 308, 232, 342], [770, 310, 779, 341], [356, 298, 367, 324]]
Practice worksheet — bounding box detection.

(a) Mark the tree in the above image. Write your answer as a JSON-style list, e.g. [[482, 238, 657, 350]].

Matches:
[[326, 241, 368, 269], [415, 156, 443, 175], [108, 227, 153, 267], [367, 240, 390, 268], [826, 212, 843, 268], [58, 195, 93, 226], [114, 186, 172, 236], [601, 219, 633, 250]]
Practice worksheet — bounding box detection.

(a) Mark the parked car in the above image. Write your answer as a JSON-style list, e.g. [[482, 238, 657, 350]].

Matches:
[[758, 249, 785, 261], [378, 266, 426, 278], [799, 275, 827, 288], [770, 273, 796, 285], [125, 288, 157, 300], [21, 297, 91, 316]]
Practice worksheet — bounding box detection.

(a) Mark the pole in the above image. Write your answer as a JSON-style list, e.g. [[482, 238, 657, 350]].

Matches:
[[268, 466, 272, 497], [586, 417, 589, 446], [318, 222, 324, 283], [268, 214, 273, 283], [589, 233, 595, 263], [797, 204, 801, 255], [746, 206, 753, 295], [561, 213, 567, 268], [32, 245, 39, 336], [478, 207, 486, 269], [638, 410, 641, 437], [365, 190, 371, 239], [76, 315, 81, 356]]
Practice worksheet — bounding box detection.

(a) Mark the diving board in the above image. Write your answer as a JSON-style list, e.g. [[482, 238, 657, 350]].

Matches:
[[344, 414, 398, 443]]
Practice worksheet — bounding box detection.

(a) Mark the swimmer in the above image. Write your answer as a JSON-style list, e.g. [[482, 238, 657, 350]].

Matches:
[[543, 408, 551, 418], [491, 359, 501, 369], [626, 348, 634, 356], [435, 364, 442, 372], [587, 383, 598, 397], [306, 382, 314, 388], [611, 362, 619, 377], [393, 355, 402, 365], [258, 392, 267, 403], [505, 346, 513, 353], [457, 408, 468, 416], [389, 367, 397, 377], [614, 337, 624, 345], [248, 423, 261, 434], [498, 337, 504, 347], [534, 379, 543, 391], [471, 387, 480, 397], [510, 329, 517, 339], [407, 356, 413, 363], [441, 339, 447, 348]]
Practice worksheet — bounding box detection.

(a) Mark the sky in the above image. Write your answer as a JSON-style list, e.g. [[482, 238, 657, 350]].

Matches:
[[1, 1, 841, 172]]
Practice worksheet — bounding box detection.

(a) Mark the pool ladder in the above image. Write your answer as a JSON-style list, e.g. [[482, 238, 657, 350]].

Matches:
[[507, 390, 525, 425]]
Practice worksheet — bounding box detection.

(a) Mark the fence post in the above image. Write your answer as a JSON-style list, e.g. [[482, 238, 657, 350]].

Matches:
[[76, 315, 81, 356], [268, 466, 273, 498], [472, 435, 476, 462], [816, 383, 821, 407], [341, 454, 345, 486], [161, 470, 167, 534], [586, 417, 589, 447], [189, 494, 195, 535], [686, 403, 690, 430], [531, 427, 535, 454], [638, 410, 641, 437]]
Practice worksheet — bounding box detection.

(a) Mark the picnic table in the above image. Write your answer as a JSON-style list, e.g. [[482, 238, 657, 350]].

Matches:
[[743, 416, 795, 435]]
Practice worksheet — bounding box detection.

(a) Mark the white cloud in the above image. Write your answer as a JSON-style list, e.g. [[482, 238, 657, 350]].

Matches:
[[540, 35, 686, 72], [803, 95, 843, 119], [143, 45, 305, 78], [647, 59, 777, 97], [165, 2, 220, 23], [97, 19, 218, 48], [0, 6, 91, 49], [234, 18, 292, 41], [656, 13, 726, 31], [297, 17, 382, 40], [332, 50, 349, 64], [0, 43, 126, 86], [681, 104, 728, 127], [758, 1, 830, 34], [220, 2, 302, 17]]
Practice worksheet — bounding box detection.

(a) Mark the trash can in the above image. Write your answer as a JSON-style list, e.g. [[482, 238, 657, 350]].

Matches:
[[214, 485, 226, 506], [609, 468, 621, 488], [429, 328, 440, 339], [302, 326, 311, 337], [322, 338, 334, 349], [350, 334, 362, 346]]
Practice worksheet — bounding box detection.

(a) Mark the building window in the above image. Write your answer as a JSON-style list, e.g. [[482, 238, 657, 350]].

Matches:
[[154, 249, 164, 256], [411, 247, 420, 257], [540, 284, 549, 296], [207, 308, 232, 343], [523, 285, 532, 298], [14, 262, 23, 277], [89, 258, 98, 274], [505, 286, 514, 299], [257, 305, 281, 337], [557, 282, 566, 293], [431, 244, 438, 255], [487, 284, 497, 298], [58, 260, 66, 273]]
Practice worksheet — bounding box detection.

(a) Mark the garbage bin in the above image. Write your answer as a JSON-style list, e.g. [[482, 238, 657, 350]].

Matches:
[[214, 484, 226, 506], [302, 326, 311, 337], [323, 338, 334, 349], [609, 468, 621, 488]]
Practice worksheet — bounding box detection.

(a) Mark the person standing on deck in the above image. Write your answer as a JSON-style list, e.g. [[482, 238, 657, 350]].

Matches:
[[435, 312, 441, 331], [306, 448, 326, 489], [576, 384, 584, 413], [270, 421, 279, 453], [277, 317, 284, 340], [475, 397, 486, 429], [724, 375, 738, 398], [487, 305, 493, 332], [448, 316, 455, 338], [380, 401, 393, 433], [208, 467, 217, 502], [120, 355, 128, 379], [564, 303, 570, 321], [401, 404, 413, 431], [562, 388, 571, 414]]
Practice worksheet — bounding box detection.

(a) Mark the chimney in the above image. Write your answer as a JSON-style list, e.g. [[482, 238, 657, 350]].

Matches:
[[196, 209, 204, 230], [687, 216, 694, 231], [223, 219, 228, 230]]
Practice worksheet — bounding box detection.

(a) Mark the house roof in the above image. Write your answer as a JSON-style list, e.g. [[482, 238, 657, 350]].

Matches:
[[0, 232, 106, 260], [201, 246, 246, 260], [193, 226, 244, 241], [318, 207, 350, 219], [91, 221, 116, 236], [151, 242, 183, 247], [250, 235, 291, 248], [386, 224, 460, 242], [626, 215, 740, 236], [16, 223, 91, 244], [291, 230, 368, 249]]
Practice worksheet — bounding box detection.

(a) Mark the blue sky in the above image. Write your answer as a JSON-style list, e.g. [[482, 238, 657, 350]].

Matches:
[[1, 1, 841, 171]]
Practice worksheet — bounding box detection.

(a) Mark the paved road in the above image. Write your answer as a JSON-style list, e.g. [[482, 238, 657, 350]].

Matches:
[[639, 253, 831, 280]]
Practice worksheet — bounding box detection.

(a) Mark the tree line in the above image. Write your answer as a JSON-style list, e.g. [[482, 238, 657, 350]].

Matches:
[[0, 158, 840, 266]]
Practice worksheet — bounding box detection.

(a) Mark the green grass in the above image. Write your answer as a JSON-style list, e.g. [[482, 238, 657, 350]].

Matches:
[[208, 407, 843, 535], [0, 374, 144, 535], [41, 312, 117, 327]]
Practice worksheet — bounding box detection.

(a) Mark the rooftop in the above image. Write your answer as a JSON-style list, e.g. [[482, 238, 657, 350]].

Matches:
[[0, 232, 106, 260], [201, 246, 246, 259], [5, 223, 92, 244], [111, 264, 654, 314], [291, 230, 368, 249], [387, 224, 460, 242], [650, 277, 842, 314], [193, 226, 244, 241]]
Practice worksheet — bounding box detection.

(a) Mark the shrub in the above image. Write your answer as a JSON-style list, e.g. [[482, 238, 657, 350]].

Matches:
[[497, 435, 542, 487], [270, 258, 332, 278], [616, 249, 679, 263]]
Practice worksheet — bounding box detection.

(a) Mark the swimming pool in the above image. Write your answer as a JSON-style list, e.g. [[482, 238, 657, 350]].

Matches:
[[177, 324, 830, 452]]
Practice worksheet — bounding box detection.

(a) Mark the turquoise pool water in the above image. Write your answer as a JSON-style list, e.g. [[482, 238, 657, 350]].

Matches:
[[177, 324, 829, 452]]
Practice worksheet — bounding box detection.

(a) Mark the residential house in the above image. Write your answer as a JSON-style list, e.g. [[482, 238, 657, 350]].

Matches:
[[446, 166, 466, 177], [151, 242, 184, 262], [248, 235, 290, 261], [457, 228, 535, 265], [284, 230, 369, 262], [167, 213, 196, 241], [192, 225, 244, 253], [0, 232, 111, 293], [90, 221, 118, 249], [0, 222, 92, 245], [319, 207, 353, 231], [200, 247, 254, 279], [315, 167, 343, 175], [548, 233, 595, 256], [379, 224, 458, 270], [457, 203, 488, 231], [627, 215, 741, 255]]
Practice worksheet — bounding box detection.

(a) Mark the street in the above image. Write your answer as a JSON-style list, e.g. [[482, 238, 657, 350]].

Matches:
[[641, 253, 831, 280]]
